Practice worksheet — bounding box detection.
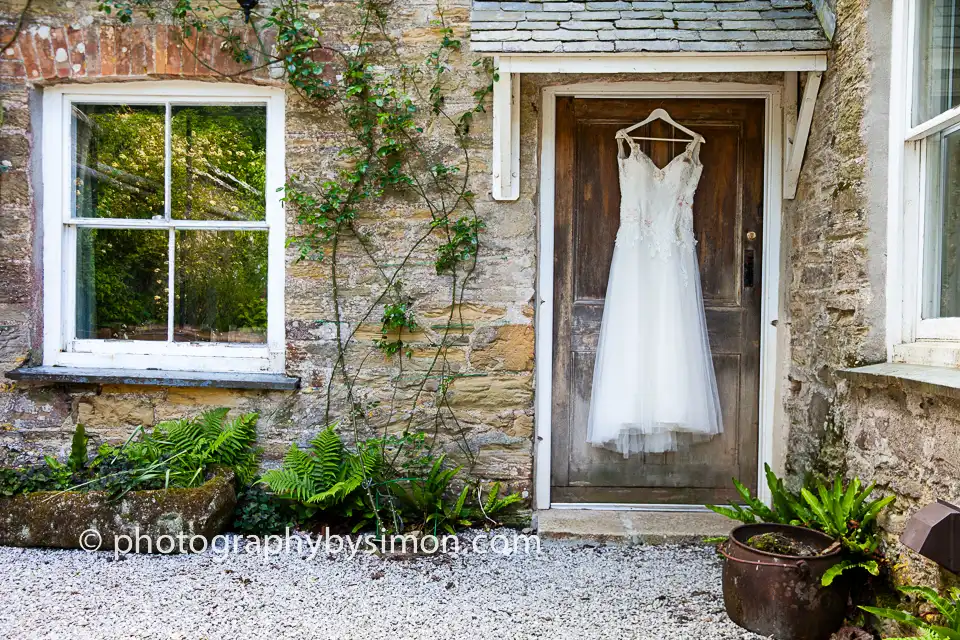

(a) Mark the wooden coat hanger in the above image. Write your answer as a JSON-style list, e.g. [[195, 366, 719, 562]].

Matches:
[[620, 108, 707, 144]]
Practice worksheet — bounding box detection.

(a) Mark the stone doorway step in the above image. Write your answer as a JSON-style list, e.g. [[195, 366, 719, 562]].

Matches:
[[536, 509, 733, 544]]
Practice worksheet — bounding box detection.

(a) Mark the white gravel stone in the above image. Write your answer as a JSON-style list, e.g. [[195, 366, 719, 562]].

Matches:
[[0, 532, 765, 640]]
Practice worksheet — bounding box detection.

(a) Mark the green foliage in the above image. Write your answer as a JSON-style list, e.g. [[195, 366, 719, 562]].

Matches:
[[1, 410, 261, 500], [390, 455, 467, 535], [706, 464, 812, 525], [261, 425, 522, 534], [799, 475, 896, 557], [708, 465, 895, 587], [69, 424, 90, 473], [862, 586, 960, 640], [375, 299, 418, 357], [233, 484, 295, 536], [260, 424, 378, 511], [822, 559, 880, 587], [0, 465, 72, 497], [434, 217, 485, 274]]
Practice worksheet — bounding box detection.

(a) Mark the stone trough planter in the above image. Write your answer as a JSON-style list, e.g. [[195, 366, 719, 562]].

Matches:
[[0, 469, 236, 552]]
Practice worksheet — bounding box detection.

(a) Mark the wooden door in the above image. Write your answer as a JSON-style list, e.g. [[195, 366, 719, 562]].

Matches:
[[551, 98, 764, 505]]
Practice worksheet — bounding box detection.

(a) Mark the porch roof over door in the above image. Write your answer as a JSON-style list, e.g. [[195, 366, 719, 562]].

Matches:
[[473, 1, 833, 201], [469, 0, 832, 54]]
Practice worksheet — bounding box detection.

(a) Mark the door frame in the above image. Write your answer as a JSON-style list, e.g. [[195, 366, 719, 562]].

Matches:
[[534, 81, 784, 511]]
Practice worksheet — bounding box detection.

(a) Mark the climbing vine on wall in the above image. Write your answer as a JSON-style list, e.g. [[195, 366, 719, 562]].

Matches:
[[92, 0, 495, 484]]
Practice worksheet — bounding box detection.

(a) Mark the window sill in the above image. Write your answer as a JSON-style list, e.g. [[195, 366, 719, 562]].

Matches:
[[5, 366, 300, 391], [892, 341, 960, 368], [838, 362, 960, 400]]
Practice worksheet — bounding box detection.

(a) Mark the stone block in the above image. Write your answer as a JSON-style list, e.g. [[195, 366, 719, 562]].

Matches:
[[471, 325, 535, 371], [446, 374, 533, 409]]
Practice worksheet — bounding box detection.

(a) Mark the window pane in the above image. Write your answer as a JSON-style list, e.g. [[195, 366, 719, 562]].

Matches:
[[173, 230, 267, 343], [923, 127, 960, 318], [171, 105, 267, 221], [76, 228, 169, 340], [917, 0, 960, 124], [72, 104, 165, 219]]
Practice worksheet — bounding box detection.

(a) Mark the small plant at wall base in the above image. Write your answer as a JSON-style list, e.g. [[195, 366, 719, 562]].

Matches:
[[260, 424, 521, 534], [707, 464, 895, 587], [91, 0, 517, 514], [0, 409, 261, 499], [862, 586, 960, 640]]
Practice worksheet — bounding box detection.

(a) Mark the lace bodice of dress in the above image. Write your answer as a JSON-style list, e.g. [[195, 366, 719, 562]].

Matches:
[[614, 129, 704, 260]]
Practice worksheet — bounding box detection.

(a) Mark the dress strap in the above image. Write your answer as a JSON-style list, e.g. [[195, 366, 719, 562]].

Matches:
[[615, 129, 636, 159], [688, 134, 703, 165]]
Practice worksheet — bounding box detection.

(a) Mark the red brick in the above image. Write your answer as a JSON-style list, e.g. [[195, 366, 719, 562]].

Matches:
[[0, 59, 25, 80], [114, 26, 131, 76], [99, 26, 116, 76], [142, 26, 155, 75], [181, 30, 199, 75], [128, 26, 147, 75], [83, 26, 101, 77], [152, 27, 166, 75], [49, 27, 71, 78], [252, 27, 277, 80], [30, 31, 57, 79], [195, 30, 216, 76], [164, 26, 183, 75], [17, 35, 41, 79], [66, 25, 87, 76]]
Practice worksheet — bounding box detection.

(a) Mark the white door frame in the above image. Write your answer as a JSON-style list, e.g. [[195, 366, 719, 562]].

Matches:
[[534, 80, 784, 511]]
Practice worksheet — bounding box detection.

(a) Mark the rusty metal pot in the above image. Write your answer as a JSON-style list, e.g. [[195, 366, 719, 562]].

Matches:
[[720, 523, 848, 640]]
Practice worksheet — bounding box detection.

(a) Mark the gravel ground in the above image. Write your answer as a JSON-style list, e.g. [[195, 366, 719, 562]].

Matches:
[[0, 532, 764, 640]]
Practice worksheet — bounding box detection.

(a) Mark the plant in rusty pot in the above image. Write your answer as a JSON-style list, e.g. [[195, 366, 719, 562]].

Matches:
[[707, 466, 895, 640]]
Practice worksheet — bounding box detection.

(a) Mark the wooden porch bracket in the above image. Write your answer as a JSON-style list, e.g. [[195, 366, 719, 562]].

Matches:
[[491, 62, 520, 201], [783, 71, 823, 199]]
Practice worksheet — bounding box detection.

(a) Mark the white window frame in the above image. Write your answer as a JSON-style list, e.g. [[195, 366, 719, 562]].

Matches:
[[41, 81, 286, 374], [889, 0, 960, 360]]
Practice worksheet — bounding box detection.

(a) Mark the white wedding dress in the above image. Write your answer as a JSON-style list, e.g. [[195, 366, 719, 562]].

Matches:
[[586, 129, 723, 457]]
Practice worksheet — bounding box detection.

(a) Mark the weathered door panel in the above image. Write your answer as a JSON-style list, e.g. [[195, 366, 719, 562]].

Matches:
[[551, 97, 765, 505]]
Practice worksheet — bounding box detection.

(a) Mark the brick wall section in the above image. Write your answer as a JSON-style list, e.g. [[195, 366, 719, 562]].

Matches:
[[0, 1, 536, 499], [0, 23, 282, 83]]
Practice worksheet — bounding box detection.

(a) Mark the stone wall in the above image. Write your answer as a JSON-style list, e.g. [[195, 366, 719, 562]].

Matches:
[[780, 0, 889, 481], [0, 0, 536, 496], [782, 0, 960, 589], [842, 375, 960, 589]]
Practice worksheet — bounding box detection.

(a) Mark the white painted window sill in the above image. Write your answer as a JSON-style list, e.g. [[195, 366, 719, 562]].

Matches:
[[892, 341, 960, 368]]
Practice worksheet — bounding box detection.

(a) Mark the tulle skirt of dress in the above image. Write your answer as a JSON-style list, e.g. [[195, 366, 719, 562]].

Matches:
[[586, 227, 723, 457]]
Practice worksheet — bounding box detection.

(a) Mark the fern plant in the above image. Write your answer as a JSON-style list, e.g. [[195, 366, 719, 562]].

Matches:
[[260, 424, 381, 513], [861, 586, 960, 640], [707, 463, 813, 525], [708, 465, 895, 587]]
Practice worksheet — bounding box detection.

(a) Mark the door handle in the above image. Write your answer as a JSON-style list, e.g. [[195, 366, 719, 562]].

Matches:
[[744, 230, 757, 288]]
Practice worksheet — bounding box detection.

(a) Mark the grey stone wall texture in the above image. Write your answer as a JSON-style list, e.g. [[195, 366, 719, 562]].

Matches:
[[0, 0, 957, 591]]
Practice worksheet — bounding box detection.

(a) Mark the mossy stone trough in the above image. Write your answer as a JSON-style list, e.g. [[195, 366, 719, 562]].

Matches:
[[0, 469, 236, 552]]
